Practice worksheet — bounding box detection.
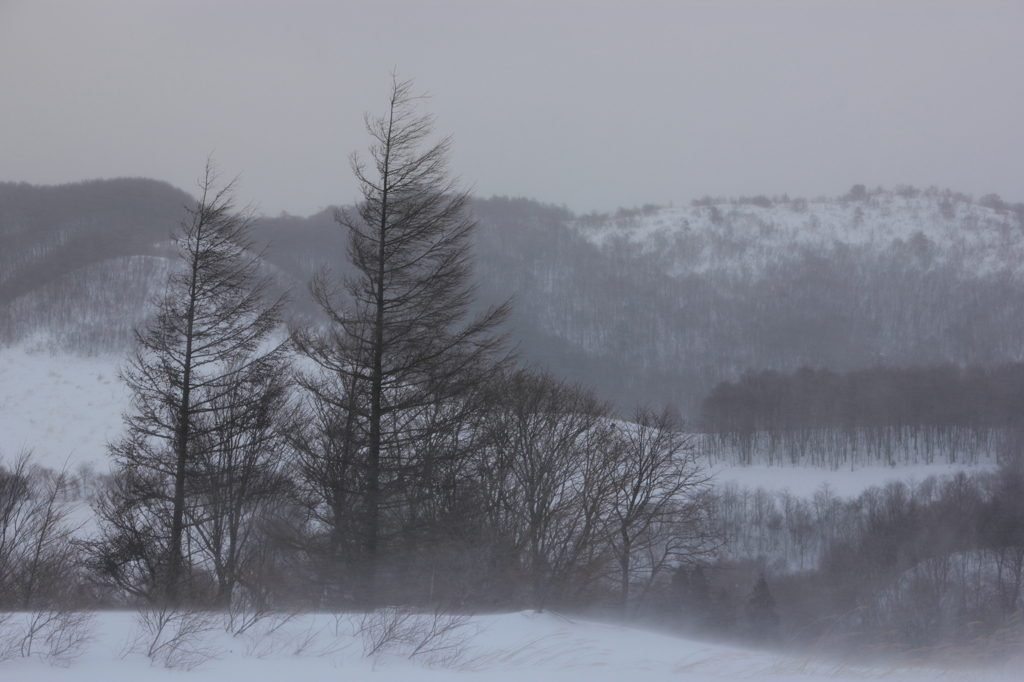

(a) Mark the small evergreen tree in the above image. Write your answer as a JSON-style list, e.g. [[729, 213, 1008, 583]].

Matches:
[[685, 565, 712, 624], [744, 572, 780, 643]]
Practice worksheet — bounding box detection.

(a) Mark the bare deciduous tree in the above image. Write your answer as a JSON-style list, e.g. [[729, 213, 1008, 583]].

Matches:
[[478, 369, 617, 608], [189, 352, 292, 608], [0, 452, 85, 610], [609, 406, 716, 616]]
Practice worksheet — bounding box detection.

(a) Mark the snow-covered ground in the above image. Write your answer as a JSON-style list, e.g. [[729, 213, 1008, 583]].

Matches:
[[0, 343, 127, 472], [4, 337, 997, 563], [1, 609, 1020, 681], [710, 460, 994, 498], [0, 342, 995, 496]]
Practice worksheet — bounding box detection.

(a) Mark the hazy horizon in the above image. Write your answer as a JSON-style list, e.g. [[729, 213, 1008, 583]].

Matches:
[[2, 0, 1023, 217]]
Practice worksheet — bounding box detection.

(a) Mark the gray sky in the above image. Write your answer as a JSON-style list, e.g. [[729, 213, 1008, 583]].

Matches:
[[1, 0, 1022, 217]]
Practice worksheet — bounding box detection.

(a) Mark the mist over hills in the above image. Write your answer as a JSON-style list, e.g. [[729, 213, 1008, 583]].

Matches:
[[2, 179, 1023, 418]]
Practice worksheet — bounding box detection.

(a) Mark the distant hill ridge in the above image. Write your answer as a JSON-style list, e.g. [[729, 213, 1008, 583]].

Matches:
[[0, 178, 190, 302], [2, 179, 1023, 415]]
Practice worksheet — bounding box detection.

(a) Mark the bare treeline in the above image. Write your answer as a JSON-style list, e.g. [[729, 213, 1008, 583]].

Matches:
[[0, 255, 171, 354], [693, 460, 1024, 653], [700, 365, 1024, 467]]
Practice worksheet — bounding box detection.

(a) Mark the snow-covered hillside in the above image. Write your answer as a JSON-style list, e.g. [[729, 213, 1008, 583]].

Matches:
[[5, 182, 1024, 414], [4, 183, 1024, 680], [0, 344, 127, 471], [574, 189, 1024, 278], [471, 188, 1024, 412], [0, 335, 1017, 680]]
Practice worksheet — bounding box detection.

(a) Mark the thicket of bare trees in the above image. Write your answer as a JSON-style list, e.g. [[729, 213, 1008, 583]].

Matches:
[[281, 77, 718, 612], [0, 453, 84, 610], [58, 79, 717, 621], [0, 452, 97, 665], [610, 406, 717, 615], [688, 455, 1024, 654]]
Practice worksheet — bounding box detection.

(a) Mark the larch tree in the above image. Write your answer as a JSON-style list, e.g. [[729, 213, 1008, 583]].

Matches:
[[99, 164, 287, 603], [292, 75, 511, 604]]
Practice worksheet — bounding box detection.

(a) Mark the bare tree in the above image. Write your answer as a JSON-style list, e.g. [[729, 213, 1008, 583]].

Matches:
[[477, 369, 617, 608], [98, 163, 287, 603], [286, 367, 368, 603], [609, 406, 716, 616], [292, 75, 511, 603], [0, 451, 86, 610]]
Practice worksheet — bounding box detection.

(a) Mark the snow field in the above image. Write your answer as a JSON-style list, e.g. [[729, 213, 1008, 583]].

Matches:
[[0, 344, 127, 472], [710, 460, 995, 499], [1, 609, 1019, 681]]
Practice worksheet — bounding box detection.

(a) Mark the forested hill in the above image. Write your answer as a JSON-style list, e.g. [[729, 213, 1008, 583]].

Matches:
[[2, 179, 1024, 417], [0, 179, 189, 303], [473, 188, 1024, 414]]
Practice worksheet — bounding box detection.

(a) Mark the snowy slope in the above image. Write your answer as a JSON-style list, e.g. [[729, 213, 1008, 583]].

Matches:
[[0, 343, 127, 471], [0, 344, 1015, 679], [708, 459, 995, 498]]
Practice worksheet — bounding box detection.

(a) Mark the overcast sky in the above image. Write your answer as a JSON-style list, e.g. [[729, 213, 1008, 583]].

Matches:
[[1, 0, 1022, 217]]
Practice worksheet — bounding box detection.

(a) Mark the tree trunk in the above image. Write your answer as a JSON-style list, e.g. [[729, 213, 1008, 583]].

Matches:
[[168, 258, 199, 602]]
